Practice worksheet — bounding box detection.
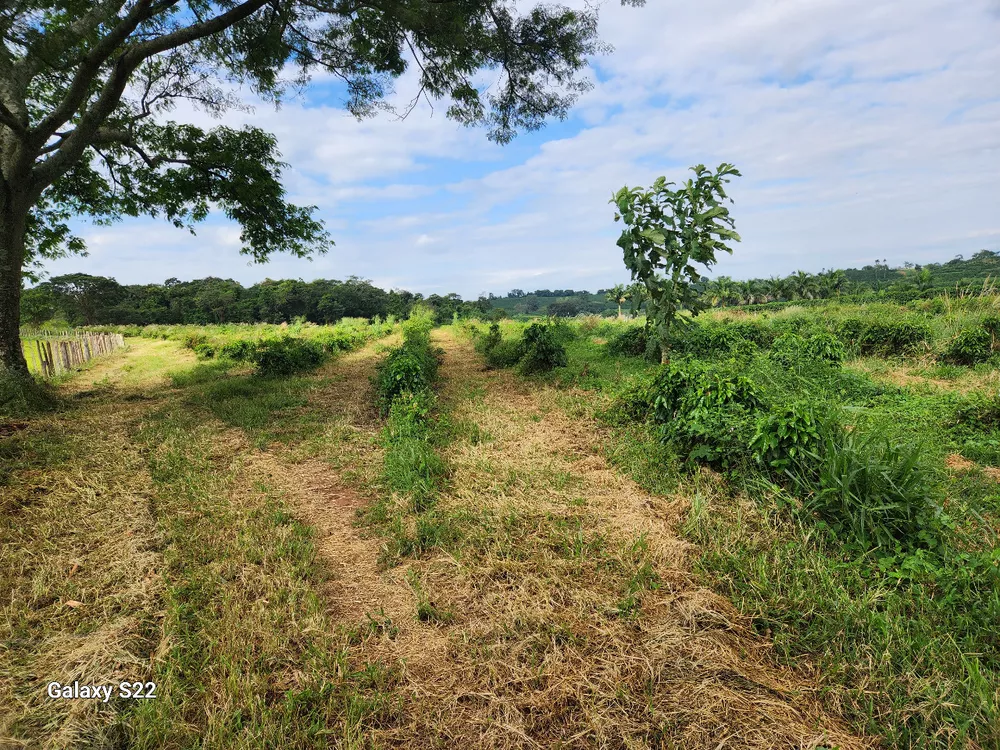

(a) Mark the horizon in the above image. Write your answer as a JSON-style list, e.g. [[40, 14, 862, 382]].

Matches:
[[37, 0, 1000, 300]]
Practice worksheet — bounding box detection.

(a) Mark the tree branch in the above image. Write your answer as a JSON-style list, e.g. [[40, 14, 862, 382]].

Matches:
[[30, 0, 271, 193]]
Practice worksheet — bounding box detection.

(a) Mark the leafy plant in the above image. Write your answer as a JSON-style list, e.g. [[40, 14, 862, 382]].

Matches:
[[373, 343, 439, 413], [611, 164, 742, 362], [606, 326, 648, 357], [647, 358, 761, 466], [250, 338, 326, 376], [518, 323, 568, 374], [484, 339, 525, 370], [750, 400, 827, 472], [836, 319, 930, 356], [788, 430, 947, 553], [943, 327, 993, 365]]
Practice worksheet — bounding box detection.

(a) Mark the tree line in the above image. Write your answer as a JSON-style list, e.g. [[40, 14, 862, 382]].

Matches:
[[19, 274, 499, 328], [23, 249, 999, 330]]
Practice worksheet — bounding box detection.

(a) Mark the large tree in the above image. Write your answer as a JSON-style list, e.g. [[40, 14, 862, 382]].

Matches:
[[0, 0, 642, 380]]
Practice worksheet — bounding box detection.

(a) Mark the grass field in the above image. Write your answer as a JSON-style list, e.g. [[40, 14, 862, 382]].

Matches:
[[2, 301, 999, 748]]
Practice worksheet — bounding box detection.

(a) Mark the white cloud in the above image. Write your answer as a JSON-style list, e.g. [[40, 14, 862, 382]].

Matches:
[[43, 0, 1000, 297]]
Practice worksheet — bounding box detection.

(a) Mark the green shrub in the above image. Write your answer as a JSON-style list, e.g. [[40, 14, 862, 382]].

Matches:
[[250, 338, 326, 376], [606, 326, 648, 357], [750, 400, 827, 472], [373, 341, 439, 413], [182, 332, 209, 350], [769, 332, 845, 366], [837, 318, 930, 356], [219, 339, 258, 362], [478, 323, 502, 354], [484, 339, 524, 370], [943, 327, 993, 365], [518, 323, 568, 374], [193, 343, 216, 360], [647, 358, 762, 467]]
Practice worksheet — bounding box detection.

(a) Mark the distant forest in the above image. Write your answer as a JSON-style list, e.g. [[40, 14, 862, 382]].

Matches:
[[21, 249, 1000, 327]]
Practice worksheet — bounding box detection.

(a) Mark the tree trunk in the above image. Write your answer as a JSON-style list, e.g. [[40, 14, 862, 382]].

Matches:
[[0, 195, 30, 378]]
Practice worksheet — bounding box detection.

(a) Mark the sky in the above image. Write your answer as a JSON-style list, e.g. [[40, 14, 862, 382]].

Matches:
[[42, 0, 1000, 299]]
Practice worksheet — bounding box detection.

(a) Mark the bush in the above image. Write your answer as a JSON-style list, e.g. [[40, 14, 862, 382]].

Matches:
[[647, 358, 762, 466], [250, 338, 326, 377], [606, 326, 648, 357], [373, 341, 439, 413], [518, 323, 568, 374], [769, 332, 845, 366], [193, 343, 216, 360], [750, 400, 827, 472], [484, 339, 524, 370], [837, 318, 930, 356], [942, 327, 993, 365], [480, 323, 502, 354], [182, 332, 209, 350], [219, 339, 258, 362]]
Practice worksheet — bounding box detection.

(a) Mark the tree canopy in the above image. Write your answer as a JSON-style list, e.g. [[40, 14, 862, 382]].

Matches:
[[0, 0, 643, 378]]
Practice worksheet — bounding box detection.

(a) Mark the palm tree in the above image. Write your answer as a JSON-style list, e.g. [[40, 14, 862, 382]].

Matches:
[[789, 270, 820, 300], [605, 284, 630, 318], [819, 269, 847, 298], [917, 268, 934, 292], [626, 282, 647, 317], [714, 276, 738, 306]]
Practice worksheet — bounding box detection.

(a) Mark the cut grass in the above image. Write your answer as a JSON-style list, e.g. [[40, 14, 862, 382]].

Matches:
[[1, 332, 411, 748], [343, 327, 867, 748], [534, 319, 1000, 748]]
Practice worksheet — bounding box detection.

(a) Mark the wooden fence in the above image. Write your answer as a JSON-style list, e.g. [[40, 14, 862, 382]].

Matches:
[[22, 332, 126, 377]]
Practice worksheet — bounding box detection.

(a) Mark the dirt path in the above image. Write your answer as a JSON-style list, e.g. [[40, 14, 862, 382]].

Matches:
[[264, 329, 871, 748], [243, 340, 419, 636]]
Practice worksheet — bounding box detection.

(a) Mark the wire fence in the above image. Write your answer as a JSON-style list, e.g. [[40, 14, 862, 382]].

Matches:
[[21, 332, 126, 377]]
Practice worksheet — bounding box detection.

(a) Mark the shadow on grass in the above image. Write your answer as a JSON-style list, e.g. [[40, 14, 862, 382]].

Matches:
[[168, 361, 321, 448]]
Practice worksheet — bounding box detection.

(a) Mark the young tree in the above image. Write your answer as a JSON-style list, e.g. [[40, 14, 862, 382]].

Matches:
[[0, 0, 644, 386], [611, 163, 741, 363]]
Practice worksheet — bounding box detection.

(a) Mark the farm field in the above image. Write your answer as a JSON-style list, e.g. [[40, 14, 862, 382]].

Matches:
[[2, 300, 1000, 749]]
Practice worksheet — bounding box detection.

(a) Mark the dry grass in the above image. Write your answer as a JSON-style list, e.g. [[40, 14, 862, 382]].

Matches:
[[947, 453, 1000, 482], [848, 356, 1000, 395], [325, 328, 872, 748], [2, 328, 877, 747], [0, 349, 179, 748]]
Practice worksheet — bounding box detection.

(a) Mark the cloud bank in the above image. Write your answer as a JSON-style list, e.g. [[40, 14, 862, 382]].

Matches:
[[44, 0, 1000, 298]]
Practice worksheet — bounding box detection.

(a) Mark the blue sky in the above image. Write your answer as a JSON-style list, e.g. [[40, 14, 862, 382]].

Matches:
[[44, 0, 1000, 298]]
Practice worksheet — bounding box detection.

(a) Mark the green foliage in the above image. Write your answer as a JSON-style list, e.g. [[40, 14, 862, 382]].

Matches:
[[837, 318, 930, 356], [750, 401, 827, 472], [0, 371, 56, 419], [475, 321, 567, 374], [788, 431, 947, 553], [219, 339, 258, 362], [943, 327, 993, 365], [769, 332, 845, 367], [518, 323, 568, 374], [647, 358, 761, 466], [484, 339, 526, 370], [383, 393, 447, 512], [482, 323, 502, 353], [605, 326, 648, 357], [372, 342, 440, 414], [193, 343, 216, 360], [611, 164, 742, 358], [250, 338, 326, 377]]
